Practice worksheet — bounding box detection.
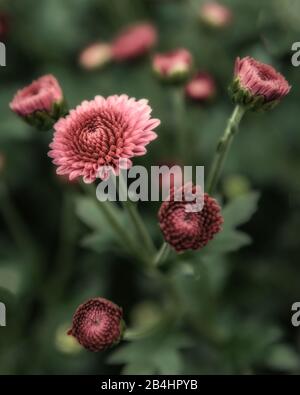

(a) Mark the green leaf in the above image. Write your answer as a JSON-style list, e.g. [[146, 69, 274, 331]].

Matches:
[[109, 329, 190, 375], [265, 345, 300, 371], [222, 191, 260, 230], [75, 196, 106, 231], [203, 230, 252, 256]]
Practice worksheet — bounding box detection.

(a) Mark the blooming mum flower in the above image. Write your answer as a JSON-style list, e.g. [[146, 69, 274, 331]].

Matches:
[[185, 72, 216, 101], [153, 49, 193, 82], [158, 185, 223, 253], [10, 75, 65, 130], [48, 95, 160, 183], [111, 23, 157, 61], [199, 1, 232, 28], [79, 42, 112, 70], [67, 297, 124, 352], [230, 56, 291, 111]]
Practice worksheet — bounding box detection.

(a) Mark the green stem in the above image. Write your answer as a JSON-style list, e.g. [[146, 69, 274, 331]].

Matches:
[[154, 242, 171, 267], [118, 172, 156, 256], [206, 105, 246, 194], [43, 190, 78, 305], [81, 182, 150, 266], [0, 181, 36, 256], [172, 87, 186, 163]]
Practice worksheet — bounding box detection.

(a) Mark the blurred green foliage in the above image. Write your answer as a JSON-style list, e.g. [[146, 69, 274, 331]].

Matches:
[[0, 0, 300, 374]]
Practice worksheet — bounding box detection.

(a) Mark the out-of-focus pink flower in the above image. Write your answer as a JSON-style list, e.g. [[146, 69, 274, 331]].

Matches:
[[0, 13, 8, 41], [185, 72, 216, 101], [152, 49, 193, 82], [10, 75, 63, 117], [79, 42, 112, 70], [67, 298, 124, 352], [231, 56, 291, 110], [158, 184, 223, 253], [49, 94, 160, 183], [111, 23, 157, 61], [199, 1, 232, 28]]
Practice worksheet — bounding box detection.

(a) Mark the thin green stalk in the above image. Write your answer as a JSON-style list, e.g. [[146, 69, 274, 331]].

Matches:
[[118, 172, 156, 256], [81, 182, 150, 266], [206, 105, 246, 194], [43, 190, 78, 305], [0, 181, 36, 256]]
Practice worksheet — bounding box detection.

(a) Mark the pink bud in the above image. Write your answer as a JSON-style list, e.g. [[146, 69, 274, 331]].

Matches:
[[79, 42, 112, 70], [185, 72, 216, 101], [153, 49, 193, 82]]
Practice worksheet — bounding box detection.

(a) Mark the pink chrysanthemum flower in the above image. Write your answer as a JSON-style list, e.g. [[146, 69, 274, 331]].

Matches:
[[199, 1, 233, 28], [185, 72, 216, 101], [10, 75, 63, 117], [111, 23, 157, 61], [48, 95, 160, 183], [153, 49, 193, 82], [79, 42, 112, 70], [231, 56, 291, 111], [67, 297, 124, 352], [158, 184, 223, 253]]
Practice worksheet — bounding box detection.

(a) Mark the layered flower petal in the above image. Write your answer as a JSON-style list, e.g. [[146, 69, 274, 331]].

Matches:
[[49, 94, 160, 183]]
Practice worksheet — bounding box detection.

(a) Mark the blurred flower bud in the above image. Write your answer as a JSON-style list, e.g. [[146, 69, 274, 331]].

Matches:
[[185, 72, 216, 101], [10, 75, 67, 131], [79, 42, 112, 70], [199, 1, 233, 28], [67, 297, 125, 352], [111, 23, 157, 61], [153, 49, 193, 83], [55, 323, 82, 354], [223, 174, 251, 200], [230, 57, 291, 111]]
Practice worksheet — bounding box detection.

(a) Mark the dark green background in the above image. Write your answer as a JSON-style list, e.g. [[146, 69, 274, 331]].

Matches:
[[0, 0, 300, 374]]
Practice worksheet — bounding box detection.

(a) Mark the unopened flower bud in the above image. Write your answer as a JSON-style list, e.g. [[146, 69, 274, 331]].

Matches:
[[111, 23, 157, 61], [79, 42, 112, 70], [230, 56, 291, 111], [199, 1, 233, 28], [10, 75, 67, 131], [153, 49, 193, 83], [185, 72, 216, 101], [158, 184, 223, 253], [67, 297, 125, 352]]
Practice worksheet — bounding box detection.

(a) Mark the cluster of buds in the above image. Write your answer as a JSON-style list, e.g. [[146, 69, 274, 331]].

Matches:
[[79, 23, 157, 70]]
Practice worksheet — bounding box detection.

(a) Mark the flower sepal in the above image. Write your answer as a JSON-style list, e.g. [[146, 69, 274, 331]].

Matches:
[[24, 100, 68, 131], [229, 78, 280, 112]]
